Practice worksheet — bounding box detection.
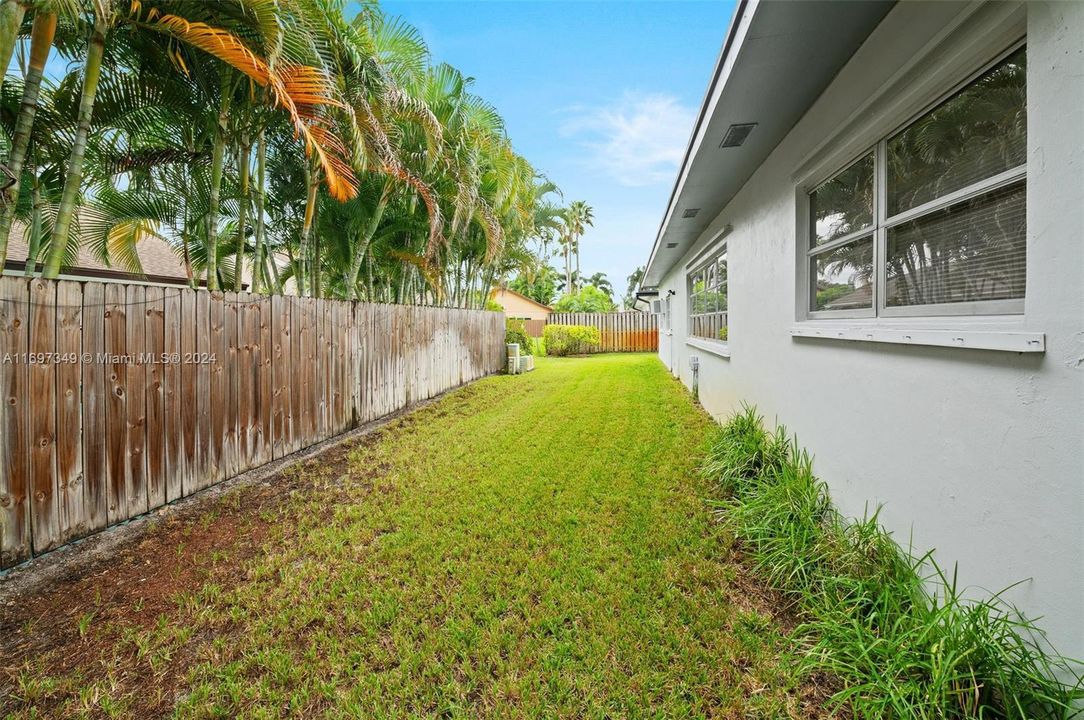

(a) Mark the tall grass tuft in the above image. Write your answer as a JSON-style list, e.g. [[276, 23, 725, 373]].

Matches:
[[706, 405, 1084, 719]]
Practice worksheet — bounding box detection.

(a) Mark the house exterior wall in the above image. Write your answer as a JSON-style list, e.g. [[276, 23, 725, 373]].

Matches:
[[656, 0, 1084, 658], [490, 288, 552, 321]]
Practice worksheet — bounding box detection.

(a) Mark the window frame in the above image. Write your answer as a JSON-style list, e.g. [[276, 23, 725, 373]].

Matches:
[[687, 243, 728, 345], [799, 40, 1027, 322]]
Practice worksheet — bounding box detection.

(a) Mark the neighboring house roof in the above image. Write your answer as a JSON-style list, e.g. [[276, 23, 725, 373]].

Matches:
[[4, 226, 193, 285], [640, 0, 894, 289], [489, 287, 552, 312]]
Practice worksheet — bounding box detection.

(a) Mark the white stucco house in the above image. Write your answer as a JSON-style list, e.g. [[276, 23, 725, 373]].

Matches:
[[639, 0, 1083, 659]]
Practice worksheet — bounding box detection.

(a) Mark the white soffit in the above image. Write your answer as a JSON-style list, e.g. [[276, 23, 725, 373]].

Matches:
[[643, 0, 895, 288]]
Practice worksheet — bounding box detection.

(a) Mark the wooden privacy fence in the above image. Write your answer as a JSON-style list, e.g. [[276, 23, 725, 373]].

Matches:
[[0, 276, 504, 568], [548, 312, 658, 352], [520, 319, 546, 338]]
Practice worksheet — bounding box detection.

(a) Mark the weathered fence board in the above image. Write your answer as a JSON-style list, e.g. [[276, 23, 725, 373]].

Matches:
[[82, 282, 107, 534], [0, 277, 30, 566], [57, 281, 84, 543], [163, 287, 182, 503], [0, 278, 503, 567], [28, 279, 57, 553], [547, 312, 658, 353]]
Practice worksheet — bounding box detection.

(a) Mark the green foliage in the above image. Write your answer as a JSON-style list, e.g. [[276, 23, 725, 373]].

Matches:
[[552, 285, 615, 312], [0, 0, 566, 305], [705, 407, 1084, 718], [504, 319, 533, 356], [543, 324, 601, 356], [509, 265, 559, 306], [814, 282, 855, 309], [485, 297, 503, 312], [624, 265, 645, 309]]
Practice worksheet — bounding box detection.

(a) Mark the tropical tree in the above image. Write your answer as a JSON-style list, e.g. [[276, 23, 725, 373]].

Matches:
[[623, 265, 644, 308], [585, 271, 611, 298], [552, 284, 614, 313], [0, 0, 566, 306], [560, 199, 592, 292]]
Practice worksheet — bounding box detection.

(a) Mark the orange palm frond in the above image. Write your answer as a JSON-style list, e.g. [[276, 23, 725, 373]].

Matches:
[[142, 14, 358, 201], [152, 15, 271, 86], [278, 64, 344, 109]]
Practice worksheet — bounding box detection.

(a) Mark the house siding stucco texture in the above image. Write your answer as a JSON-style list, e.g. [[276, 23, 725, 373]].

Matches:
[[656, 1, 1084, 659]]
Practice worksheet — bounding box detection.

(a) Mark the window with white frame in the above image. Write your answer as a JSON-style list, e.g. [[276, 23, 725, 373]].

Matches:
[[805, 45, 1026, 318], [688, 247, 727, 342]]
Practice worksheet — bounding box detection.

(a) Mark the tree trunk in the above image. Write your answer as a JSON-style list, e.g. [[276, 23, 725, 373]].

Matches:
[[297, 164, 318, 296], [0, 11, 55, 267], [21, 174, 41, 275], [204, 75, 233, 291], [574, 237, 580, 292], [232, 137, 250, 292], [568, 238, 576, 294], [345, 181, 390, 299], [252, 130, 266, 294], [0, 0, 26, 83], [42, 15, 107, 278]]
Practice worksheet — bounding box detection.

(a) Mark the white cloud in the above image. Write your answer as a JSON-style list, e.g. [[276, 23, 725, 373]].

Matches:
[[560, 92, 695, 188]]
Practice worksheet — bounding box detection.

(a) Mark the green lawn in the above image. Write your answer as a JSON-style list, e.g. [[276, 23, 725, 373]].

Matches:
[[4, 354, 820, 718]]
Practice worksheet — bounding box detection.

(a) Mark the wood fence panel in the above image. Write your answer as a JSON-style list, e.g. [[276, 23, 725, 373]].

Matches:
[[163, 287, 182, 502], [28, 279, 58, 554], [547, 312, 658, 353], [287, 296, 301, 454], [190, 289, 207, 492], [0, 278, 504, 565], [124, 285, 147, 519], [81, 282, 107, 534], [144, 286, 165, 510], [208, 293, 225, 487], [223, 293, 239, 480], [238, 294, 254, 472], [56, 281, 84, 543], [104, 283, 127, 524], [257, 295, 272, 465], [288, 296, 302, 453], [0, 277, 30, 567]]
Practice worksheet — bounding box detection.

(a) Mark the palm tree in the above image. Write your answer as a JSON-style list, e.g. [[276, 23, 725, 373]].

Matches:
[[40, 0, 357, 282], [586, 271, 612, 297], [0, 0, 559, 307], [561, 200, 593, 292], [624, 265, 644, 308]]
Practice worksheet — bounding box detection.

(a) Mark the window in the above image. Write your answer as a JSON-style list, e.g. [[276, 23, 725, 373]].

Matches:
[[688, 247, 727, 342], [805, 45, 1026, 318]]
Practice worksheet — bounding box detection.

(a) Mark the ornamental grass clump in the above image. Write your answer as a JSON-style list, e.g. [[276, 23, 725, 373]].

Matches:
[[706, 405, 1084, 719]]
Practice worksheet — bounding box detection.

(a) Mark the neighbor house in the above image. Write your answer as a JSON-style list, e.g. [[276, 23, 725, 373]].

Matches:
[[639, 0, 1082, 658], [489, 286, 552, 335], [3, 230, 193, 286]]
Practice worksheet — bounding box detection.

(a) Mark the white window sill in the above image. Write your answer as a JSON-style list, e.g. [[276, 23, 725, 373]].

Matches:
[[685, 336, 731, 358], [790, 323, 1045, 353]]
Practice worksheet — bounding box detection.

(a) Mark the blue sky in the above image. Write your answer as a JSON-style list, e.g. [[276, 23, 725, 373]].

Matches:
[[379, 0, 736, 298]]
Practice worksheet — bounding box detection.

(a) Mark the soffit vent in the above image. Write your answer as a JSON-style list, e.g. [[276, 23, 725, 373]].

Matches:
[[719, 123, 757, 148], [682, 208, 700, 218], [665, 242, 679, 249]]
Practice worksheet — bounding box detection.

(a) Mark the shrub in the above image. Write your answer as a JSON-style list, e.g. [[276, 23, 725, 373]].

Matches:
[[543, 324, 601, 356], [705, 406, 1084, 718], [505, 320, 533, 356]]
